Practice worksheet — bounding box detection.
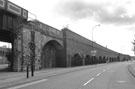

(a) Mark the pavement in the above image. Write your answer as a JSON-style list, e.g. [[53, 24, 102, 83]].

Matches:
[[128, 61, 135, 78], [0, 61, 135, 89]]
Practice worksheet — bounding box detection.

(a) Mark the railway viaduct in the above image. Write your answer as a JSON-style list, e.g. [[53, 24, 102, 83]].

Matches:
[[0, 0, 130, 71]]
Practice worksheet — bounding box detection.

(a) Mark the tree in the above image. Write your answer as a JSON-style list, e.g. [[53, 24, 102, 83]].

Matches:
[[6, 49, 12, 67], [132, 39, 135, 56]]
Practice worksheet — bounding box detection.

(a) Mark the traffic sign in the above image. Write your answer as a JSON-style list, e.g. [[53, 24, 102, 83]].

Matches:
[[91, 50, 97, 56]]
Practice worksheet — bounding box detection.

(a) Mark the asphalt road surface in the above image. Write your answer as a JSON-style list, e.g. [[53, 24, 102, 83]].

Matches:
[[8, 62, 135, 89]]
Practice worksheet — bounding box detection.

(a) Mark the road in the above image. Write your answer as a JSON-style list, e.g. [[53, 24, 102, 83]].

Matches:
[[8, 62, 135, 89]]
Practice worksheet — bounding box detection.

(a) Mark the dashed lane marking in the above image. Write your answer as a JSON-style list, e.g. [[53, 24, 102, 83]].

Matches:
[[8, 79, 48, 89], [83, 77, 94, 86], [96, 73, 102, 77], [103, 69, 106, 72], [116, 80, 126, 83]]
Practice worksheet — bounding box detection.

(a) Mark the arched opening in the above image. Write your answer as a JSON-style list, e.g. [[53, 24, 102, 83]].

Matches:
[[110, 57, 112, 62], [41, 40, 64, 68], [0, 30, 13, 72], [99, 56, 102, 63], [85, 55, 91, 65], [71, 54, 82, 67], [103, 56, 106, 63], [94, 56, 97, 64], [106, 57, 109, 63], [91, 56, 97, 64]]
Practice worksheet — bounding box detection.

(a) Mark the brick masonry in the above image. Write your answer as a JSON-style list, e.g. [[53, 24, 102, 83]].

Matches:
[[12, 21, 130, 72]]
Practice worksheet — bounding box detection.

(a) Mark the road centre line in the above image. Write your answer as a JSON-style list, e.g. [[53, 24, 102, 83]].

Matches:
[[116, 80, 126, 83], [82, 67, 112, 87], [103, 69, 106, 72], [83, 77, 94, 86], [8, 79, 48, 89], [96, 73, 102, 77]]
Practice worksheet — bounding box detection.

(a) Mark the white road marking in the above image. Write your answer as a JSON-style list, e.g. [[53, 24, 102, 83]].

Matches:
[[103, 69, 106, 72], [116, 81, 126, 83], [96, 73, 102, 77], [83, 78, 94, 86], [8, 79, 48, 89]]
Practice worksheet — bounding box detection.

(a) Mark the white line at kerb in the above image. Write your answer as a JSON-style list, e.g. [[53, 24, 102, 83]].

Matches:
[[96, 73, 101, 77], [83, 78, 94, 86], [8, 79, 48, 89]]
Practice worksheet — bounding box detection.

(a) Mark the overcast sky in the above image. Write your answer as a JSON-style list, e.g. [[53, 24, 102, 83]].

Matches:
[[1, 0, 135, 56]]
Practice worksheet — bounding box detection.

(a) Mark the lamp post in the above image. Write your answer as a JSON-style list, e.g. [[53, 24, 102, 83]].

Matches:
[[92, 24, 100, 50], [91, 24, 100, 64]]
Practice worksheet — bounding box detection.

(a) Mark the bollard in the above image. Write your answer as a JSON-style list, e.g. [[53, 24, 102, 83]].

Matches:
[[27, 65, 29, 78]]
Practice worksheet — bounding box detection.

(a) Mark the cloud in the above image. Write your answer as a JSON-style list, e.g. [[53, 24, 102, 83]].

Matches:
[[55, 0, 135, 25], [125, 26, 135, 31]]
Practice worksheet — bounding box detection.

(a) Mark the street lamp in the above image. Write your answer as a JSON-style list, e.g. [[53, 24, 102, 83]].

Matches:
[[92, 24, 100, 50], [91, 24, 100, 64]]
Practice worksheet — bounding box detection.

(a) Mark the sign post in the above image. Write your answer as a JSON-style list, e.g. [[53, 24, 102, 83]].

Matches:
[[91, 50, 97, 64]]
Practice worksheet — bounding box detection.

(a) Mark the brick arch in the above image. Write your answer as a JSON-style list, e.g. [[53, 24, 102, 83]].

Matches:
[[99, 56, 102, 63], [103, 56, 106, 63], [85, 55, 91, 65], [71, 54, 82, 67], [45, 38, 63, 48], [41, 40, 64, 68]]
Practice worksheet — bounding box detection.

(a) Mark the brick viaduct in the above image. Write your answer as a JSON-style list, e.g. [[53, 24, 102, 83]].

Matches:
[[0, 0, 130, 71], [10, 21, 130, 71]]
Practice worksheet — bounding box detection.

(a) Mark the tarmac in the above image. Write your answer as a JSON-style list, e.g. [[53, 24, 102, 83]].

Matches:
[[0, 61, 134, 89], [0, 64, 105, 89]]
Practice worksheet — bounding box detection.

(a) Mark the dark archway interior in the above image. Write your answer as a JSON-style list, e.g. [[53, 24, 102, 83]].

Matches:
[[0, 29, 13, 43], [41, 40, 64, 68], [99, 56, 102, 63], [0, 10, 16, 71], [71, 54, 82, 67], [85, 55, 91, 65], [0, 30, 13, 72]]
